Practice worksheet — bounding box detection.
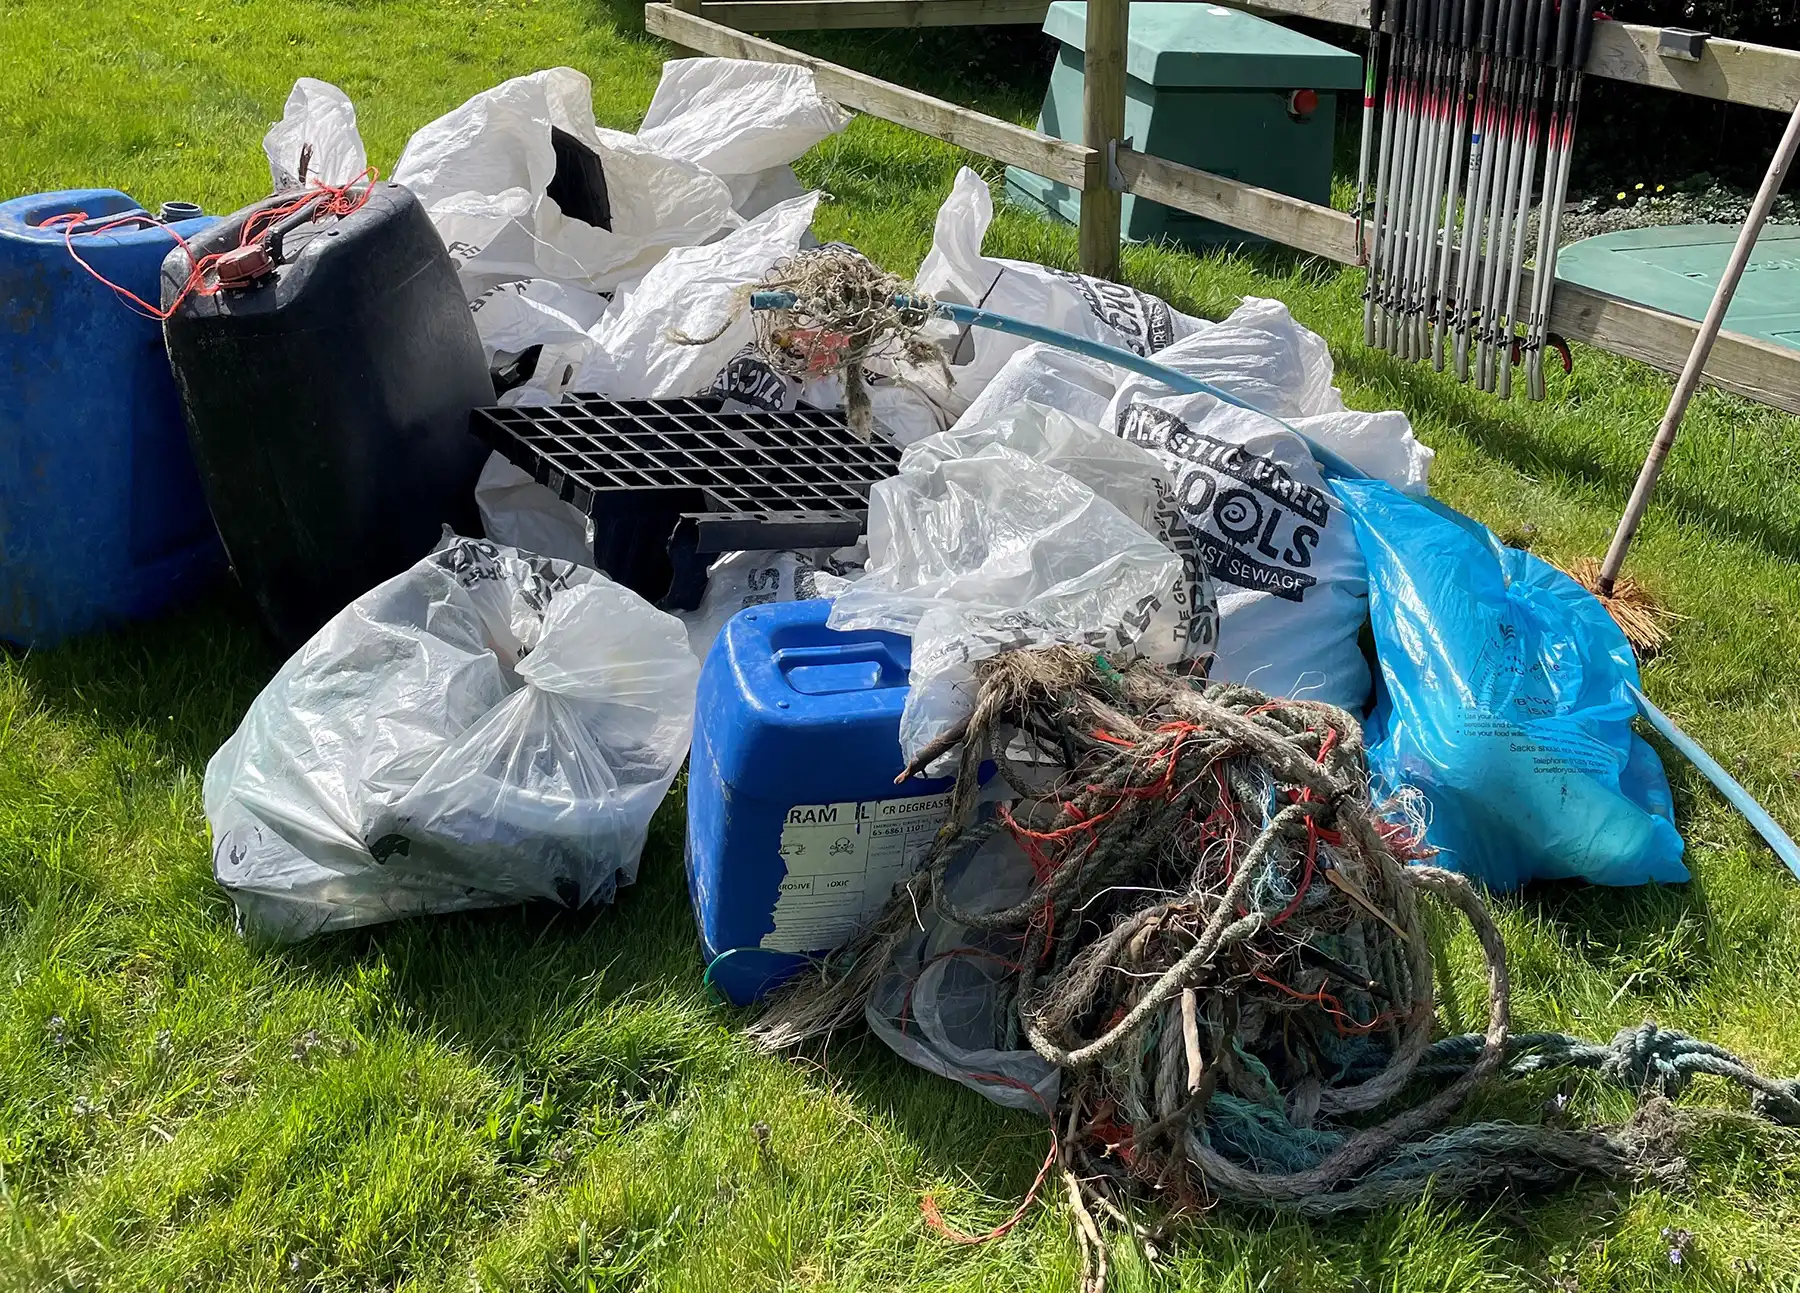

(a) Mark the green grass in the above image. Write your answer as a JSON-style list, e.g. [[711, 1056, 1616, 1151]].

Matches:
[[4, 0, 1800, 1288]]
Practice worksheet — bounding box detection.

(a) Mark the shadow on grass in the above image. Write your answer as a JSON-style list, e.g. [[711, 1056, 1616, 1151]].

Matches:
[[1337, 346, 1800, 564], [1524, 872, 1716, 984], [268, 818, 1058, 1199], [4, 583, 279, 770]]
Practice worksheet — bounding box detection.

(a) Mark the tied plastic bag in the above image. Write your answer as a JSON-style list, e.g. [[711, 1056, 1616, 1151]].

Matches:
[[264, 78, 367, 190], [206, 536, 699, 941], [1333, 478, 1687, 889], [391, 68, 742, 297], [827, 404, 1212, 768], [635, 58, 852, 218], [913, 167, 1206, 406]]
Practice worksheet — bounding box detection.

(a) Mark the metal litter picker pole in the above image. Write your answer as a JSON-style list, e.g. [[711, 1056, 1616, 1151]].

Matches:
[[1354, 0, 1389, 265], [1596, 96, 1800, 596]]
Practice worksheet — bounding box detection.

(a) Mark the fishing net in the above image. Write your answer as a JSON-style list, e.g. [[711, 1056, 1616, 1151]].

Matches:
[[751, 646, 1800, 1284], [744, 246, 948, 437]]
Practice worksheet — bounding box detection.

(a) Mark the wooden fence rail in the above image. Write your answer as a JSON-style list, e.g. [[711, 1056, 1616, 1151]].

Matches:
[[647, 0, 1800, 413]]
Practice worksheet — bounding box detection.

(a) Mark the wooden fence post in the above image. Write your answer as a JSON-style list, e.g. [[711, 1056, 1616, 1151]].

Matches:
[[1078, 0, 1127, 279]]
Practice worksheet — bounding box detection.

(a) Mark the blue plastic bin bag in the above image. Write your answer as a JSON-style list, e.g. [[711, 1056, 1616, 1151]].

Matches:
[[1331, 476, 1687, 890]]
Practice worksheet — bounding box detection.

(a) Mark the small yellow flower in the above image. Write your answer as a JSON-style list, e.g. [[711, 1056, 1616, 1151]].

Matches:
[[1617, 191, 1627, 201], [1635, 182, 1645, 191], [1656, 184, 1666, 193]]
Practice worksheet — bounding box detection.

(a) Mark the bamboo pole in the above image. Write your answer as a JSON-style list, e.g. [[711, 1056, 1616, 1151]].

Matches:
[[1078, 0, 1127, 279], [1596, 97, 1800, 595]]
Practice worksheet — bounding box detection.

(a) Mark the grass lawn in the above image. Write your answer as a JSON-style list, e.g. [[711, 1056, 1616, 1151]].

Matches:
[[5, 0, 1800, 1289]]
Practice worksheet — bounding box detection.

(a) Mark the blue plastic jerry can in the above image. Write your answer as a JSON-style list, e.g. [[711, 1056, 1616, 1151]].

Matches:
[[686, 599, 957, 1007], [0, 190, 223, 647]]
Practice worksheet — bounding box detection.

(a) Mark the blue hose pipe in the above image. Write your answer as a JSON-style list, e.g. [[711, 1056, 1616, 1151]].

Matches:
[[1631, 687, 1800, 881], [748, 289, 1370, 481]]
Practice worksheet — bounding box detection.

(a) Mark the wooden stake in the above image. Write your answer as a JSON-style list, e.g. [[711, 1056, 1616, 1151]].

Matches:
[[1597, 96, 1800, 594], [1078, 0, 1128, 280]]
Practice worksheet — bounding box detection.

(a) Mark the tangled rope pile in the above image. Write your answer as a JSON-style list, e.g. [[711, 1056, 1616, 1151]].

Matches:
[[751, 647, 1798, 1285], [746, 246, 946, 437]]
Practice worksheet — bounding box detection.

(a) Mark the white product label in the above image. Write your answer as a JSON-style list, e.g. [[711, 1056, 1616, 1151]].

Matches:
[[762, 792, 953, 954]]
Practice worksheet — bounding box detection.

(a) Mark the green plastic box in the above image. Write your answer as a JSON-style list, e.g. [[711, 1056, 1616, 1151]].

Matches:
[[1006, 1, 1363, 250]]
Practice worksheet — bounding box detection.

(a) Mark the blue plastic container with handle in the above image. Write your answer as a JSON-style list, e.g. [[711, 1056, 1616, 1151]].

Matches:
[[0, 189, 223, 647], [686, 598, 958, 1007]]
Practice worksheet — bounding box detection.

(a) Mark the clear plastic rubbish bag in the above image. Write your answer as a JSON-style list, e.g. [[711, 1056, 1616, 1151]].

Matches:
[[826, 404, 1208, 769], [206, 535, 700, 941], [866, 825, 1059, 1112]]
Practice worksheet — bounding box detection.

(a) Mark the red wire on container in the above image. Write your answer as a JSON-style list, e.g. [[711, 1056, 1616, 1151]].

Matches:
[[42, 168, 380, 321]]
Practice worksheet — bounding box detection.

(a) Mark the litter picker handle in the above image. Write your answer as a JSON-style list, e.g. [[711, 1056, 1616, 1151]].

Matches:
[[1533, 0, 1557, 67], [1573, 0, 1599, 69], [1477, 0, 1501, 53], [1460, 0, 1480, 50], [1504, 0, 1530, 61], [1553, 0, 1579, 70]]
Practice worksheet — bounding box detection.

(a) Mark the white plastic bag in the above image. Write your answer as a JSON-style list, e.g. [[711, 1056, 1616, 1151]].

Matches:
[[913, 168, 1206, 406], [954, 297, 1435, 496], [1103, 382, 1372, 711], [565, 192, 821, 399], [827, 405, 1202, 768], [206, 535, 699, 941], [635, 58, 852, 217], [264, 78, 367, 190], [674, 547, 863, 660], [468, 277, 613, 398], [474, 455, 594, 567], [1140, 297, 1435, 495], [391, 68, 742, 296], [955, 341, 1119, 432]]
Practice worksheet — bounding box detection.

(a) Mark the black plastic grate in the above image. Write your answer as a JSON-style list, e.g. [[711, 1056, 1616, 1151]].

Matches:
[[470, 395, 900, 609], [471, 395, 898, 521]]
